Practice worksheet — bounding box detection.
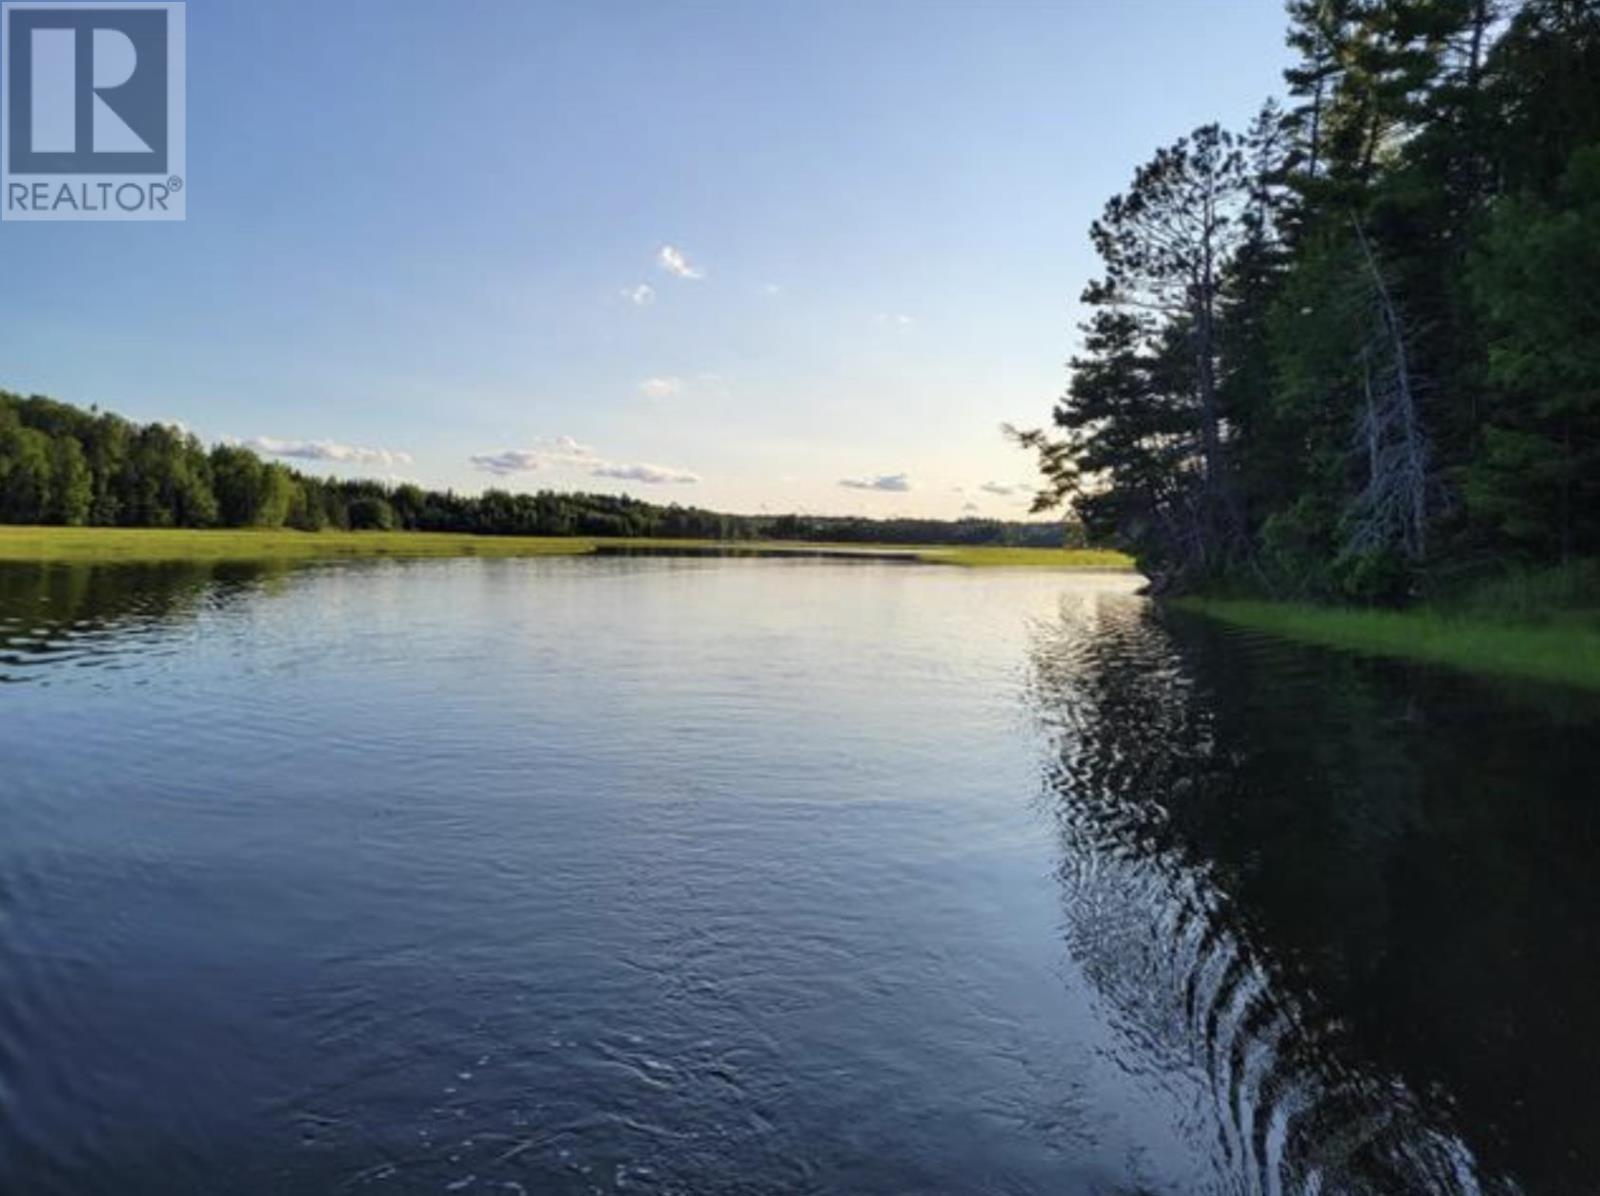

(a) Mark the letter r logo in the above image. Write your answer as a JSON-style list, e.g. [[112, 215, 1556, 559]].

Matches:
[[2, 2, 185, 220], [4, 4, 174, 174], [30, 25, 153, 154]]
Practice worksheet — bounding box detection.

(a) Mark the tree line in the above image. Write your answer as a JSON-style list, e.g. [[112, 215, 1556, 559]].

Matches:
[[1016, 0, 1600, 599], [0, 391, 1070, 547]]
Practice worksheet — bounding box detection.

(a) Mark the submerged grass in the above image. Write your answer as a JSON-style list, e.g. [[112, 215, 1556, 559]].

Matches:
[[1179, 596, 1600, 691], [0, 525, 1134, 570]]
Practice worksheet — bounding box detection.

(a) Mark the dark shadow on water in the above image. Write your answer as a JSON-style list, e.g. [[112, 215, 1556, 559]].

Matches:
[[1027, 593, 1600, 1195], [0, 560, 298, 683]]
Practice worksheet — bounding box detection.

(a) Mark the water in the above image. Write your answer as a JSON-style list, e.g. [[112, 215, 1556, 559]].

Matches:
[[1, 556, 1596, 1195]]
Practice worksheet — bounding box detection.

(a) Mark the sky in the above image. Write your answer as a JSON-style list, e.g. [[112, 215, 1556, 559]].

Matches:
[[0, 1, 1291, 519]]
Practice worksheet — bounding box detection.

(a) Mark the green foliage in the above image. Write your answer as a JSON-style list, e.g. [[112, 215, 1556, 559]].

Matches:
[[0, 421, 53, 524], [1447, 558, 1600, 626], [1466, 144, 1600, 558], [347, 496, 397, 531], [47, 436, 91, 526], [1018, 0, 1600, 605]]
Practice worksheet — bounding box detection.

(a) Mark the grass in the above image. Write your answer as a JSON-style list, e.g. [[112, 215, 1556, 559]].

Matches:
[[1178, 596, 1600, 691], [915, 545, 1134, 569], [0, 525, 596, 562], [0, 525, 1135, 570]]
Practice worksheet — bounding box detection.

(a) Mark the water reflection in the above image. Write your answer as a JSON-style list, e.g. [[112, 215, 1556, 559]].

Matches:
[[0, 560, 294, 684], [1028, 595, 1600, 1196], [4, 559, 1597, 1195]]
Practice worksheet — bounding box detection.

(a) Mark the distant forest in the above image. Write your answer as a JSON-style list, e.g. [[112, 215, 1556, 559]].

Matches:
[[0, 391, 1071, 548], [1016, 0, 1600, 598]]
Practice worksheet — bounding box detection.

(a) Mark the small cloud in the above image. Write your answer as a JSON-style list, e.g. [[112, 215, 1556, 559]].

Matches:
[[761, 283, 781, 296], [839, 472, 912, 493], [657, 244, 704, 280], [962, 502, 981, 514], [470, 437, 598, 476], [470, 449, 544, 476], [978, 481, 1036, 498], [245, 437, 413, 468], [473, 439, 695, 485], [591, 462, 700, 485], [875, 313, 915, 328], [639, 376, 682, 400], [621, 283, 656, 306]]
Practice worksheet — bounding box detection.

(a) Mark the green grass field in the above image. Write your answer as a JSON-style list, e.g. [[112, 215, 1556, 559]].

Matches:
[[1180, 597, 1600, 691], [0, 525, 1134, 570]]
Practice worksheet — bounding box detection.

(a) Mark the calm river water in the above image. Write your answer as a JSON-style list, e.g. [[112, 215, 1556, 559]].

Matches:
[[1, 557, 1596, 1195]]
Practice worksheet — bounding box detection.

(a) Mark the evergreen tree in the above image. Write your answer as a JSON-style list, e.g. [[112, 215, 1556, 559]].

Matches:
[[1467, 145, 1600, 559]]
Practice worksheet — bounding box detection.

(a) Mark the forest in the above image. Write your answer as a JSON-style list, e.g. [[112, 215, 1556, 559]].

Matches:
[[1015, 0, 1600, 600], [0, 390, 1068, 548]]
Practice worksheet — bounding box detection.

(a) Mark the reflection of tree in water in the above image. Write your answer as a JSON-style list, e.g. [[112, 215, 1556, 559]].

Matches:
[[0, 561, 294, 683], [1027, 594, 1600, 1196]]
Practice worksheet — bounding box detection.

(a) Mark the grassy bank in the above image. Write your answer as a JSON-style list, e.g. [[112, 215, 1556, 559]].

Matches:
[[1179, 597, 1600, 691], [0, 526, 1134, 570], [0, 526, 596, 562], [918, 546, 1132, 569]]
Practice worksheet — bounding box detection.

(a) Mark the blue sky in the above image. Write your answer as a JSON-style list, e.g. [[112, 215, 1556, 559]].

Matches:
[[1, 1, 1289, 518]]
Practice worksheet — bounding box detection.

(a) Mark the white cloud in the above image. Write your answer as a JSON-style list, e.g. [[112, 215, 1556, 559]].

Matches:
[[761, 283, 781, 296], [590, 462, 700, 485], [657, 244, 704, 280], [621, 283, 655, 306], [470, 437, 598, 476], [549, 435, 595, 458], [470, 449, 544, 476], [876, 313, 915, 328], [472, 438, 697, 485], [978, 481, 1036, 498], [839, 472, 912, 493], [245, 437, 413, 468], [640, 376, 682, 400]]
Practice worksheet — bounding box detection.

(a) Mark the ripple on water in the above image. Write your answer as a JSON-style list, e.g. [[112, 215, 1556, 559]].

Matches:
[[1, 559, 1594, 1194]]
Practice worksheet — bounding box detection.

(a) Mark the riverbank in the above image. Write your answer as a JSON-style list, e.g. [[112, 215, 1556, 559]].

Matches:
[[1179, 597, 1600, 691], [0, 526, 1134, 570]]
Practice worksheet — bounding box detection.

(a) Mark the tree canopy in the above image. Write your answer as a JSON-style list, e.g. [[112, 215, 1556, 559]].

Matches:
[[1018, 0, 1600, 600]]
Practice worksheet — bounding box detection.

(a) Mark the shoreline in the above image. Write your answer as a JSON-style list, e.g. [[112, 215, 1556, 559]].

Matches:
[[0, 526, 1135, 571], [1177, 597, 1600, 692]]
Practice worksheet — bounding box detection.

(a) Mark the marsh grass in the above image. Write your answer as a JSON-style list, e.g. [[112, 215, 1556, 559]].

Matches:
[[0, 526, 595, 562], [1180, 592, 1600, 691], [1442, 560, 1600, 630], [919, 546, 1134, 569], [0, 526, 1134, 570]]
